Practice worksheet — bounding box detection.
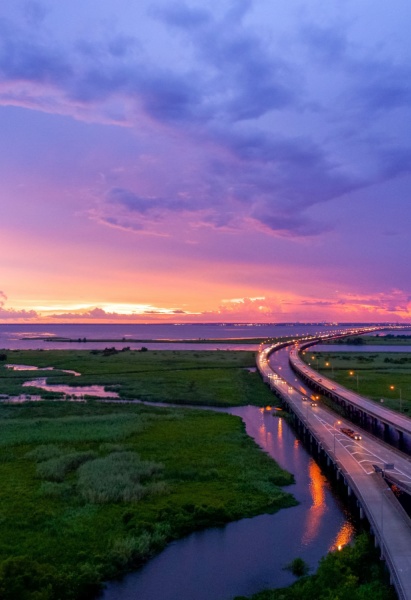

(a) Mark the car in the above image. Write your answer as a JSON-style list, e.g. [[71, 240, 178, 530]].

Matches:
[[288, 386, 293, 392], [311, 401, 317, 407], [341, 427, 362, 440], [302, 396, 308, 402], [318, 378, 322, 382]]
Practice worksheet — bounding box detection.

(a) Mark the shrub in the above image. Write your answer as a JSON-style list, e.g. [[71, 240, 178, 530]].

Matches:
[[285, 557, 310, 577]]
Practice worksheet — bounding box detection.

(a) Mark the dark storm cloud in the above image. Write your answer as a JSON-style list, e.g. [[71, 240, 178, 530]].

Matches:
[[154, 2, 297, 121], [24, 1, 49, 26], [300, 23, 348, 65], [106, 188, 191, 214], [346, 56, 411, 114], [152, 3, 211, 28], [138, 72, 201, 123], [251, 209, 332, 238], [1, 5, 410, 241], [302, 21, 411, 116], [0, 18, 72, 84]]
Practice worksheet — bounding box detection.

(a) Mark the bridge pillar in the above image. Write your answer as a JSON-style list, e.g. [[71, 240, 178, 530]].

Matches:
[[398, 430, 405, 451], [347, 485, 351, 497], [383, 422, 390, 442]]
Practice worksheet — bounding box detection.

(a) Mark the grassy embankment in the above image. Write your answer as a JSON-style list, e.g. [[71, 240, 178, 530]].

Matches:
[[0, 349, 275, 406], [304, 350, 411, 413], [235, 533, 395, 600], [0, 400, 295, 600]]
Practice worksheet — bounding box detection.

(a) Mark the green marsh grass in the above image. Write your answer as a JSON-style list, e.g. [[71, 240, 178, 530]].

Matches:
[[0, 400, 295, 599], [306, 351, 411, 413], [0, 349, 274, 406]]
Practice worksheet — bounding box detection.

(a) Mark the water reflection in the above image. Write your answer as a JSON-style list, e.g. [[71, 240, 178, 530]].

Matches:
[[301, 461, 327, 546], [102, 406, 355, 600], [22, 379, 119, 398], [277, 417, 283, 442], [5, 364, 81, 376], [329, 521, 355, 552]]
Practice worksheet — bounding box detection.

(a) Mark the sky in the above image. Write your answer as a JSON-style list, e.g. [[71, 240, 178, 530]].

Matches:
[[1, 0, 411, 323]]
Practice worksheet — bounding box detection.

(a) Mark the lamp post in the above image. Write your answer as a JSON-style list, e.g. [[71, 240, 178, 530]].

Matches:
[[333, 420, 342, 455], [390, 385, 402, 413], [349, 370, 359, 391], [325, 361, 334, 377]]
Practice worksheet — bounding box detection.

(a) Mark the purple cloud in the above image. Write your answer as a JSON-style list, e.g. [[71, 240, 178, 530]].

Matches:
[[1, 2, 411, 245]]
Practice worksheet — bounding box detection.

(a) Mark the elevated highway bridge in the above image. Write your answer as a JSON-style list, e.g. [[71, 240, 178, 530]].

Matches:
[[257, 332, 411, 600]]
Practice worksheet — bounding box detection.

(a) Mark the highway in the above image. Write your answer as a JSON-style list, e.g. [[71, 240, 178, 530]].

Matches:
[[257, 341, 411, 600]]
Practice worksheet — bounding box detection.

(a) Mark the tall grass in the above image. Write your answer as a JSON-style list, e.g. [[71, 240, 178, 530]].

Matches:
[[77, 451, 164, 503], [26, 444, 64, 462], [0, 401, 296, 600], [37, 451, 97, 482], [0, 413, 158, 447]]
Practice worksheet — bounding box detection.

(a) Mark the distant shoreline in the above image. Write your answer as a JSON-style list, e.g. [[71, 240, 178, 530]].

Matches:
[[22, 336, 287, 344]]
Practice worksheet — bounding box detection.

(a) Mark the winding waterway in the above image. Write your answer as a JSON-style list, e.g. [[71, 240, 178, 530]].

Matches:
[[101, 405, 354, 600], [0, 323, 370, 598]]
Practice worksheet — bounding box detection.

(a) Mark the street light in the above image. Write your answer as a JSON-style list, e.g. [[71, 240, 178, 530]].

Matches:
[[325, 361, 334, 377], [349, 370, 359, 391], [389, 385, 402, 413], [333, 420, 342, 455]]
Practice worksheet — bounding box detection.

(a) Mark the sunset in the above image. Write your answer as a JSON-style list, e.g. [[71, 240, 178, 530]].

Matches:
[[1, 3, 411, 600], [1, 0, 411, 323]]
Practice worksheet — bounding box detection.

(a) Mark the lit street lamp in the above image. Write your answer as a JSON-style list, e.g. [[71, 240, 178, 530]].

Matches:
[[349, 370, 359, 391], [333, 420, 342, 455], [325, 361, 334, 377], [389, 385, 402, 413], [311, 355, 318, 369]]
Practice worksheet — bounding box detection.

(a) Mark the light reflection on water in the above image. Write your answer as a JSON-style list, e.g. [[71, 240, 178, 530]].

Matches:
[[22, 378, 119, 398], [6, 364, 81, 376], [101, 405, 355, 600], [330, 521, 355, 552], [301, 461, 327, 547]]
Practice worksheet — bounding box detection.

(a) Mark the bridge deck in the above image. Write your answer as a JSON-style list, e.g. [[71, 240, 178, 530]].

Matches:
[[258, 343, 411, 600]]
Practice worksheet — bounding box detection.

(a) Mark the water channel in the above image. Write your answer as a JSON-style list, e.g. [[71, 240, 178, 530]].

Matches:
[[0, 330, 368, 599], [101, 405, 354, 600]]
